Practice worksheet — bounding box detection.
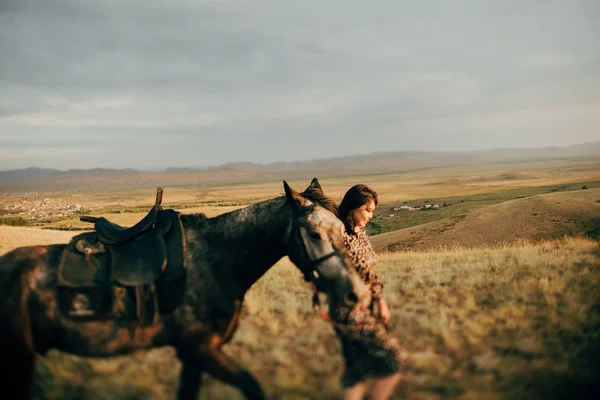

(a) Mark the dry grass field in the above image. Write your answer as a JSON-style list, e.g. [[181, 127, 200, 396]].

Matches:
[[27, 238, 600, 399], [0, 225, 77, 254], [1, 159, 599, 399]]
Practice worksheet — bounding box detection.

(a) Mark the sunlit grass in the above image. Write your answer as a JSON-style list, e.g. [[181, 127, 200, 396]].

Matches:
[[0, 226, 76, 254], [32, 237, 600, 399]]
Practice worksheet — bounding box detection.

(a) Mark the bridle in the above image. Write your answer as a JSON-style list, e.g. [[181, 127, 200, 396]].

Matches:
[[288, 205, 341, 285], [288, 206, 391, 338], [288, 205, 387, 335]]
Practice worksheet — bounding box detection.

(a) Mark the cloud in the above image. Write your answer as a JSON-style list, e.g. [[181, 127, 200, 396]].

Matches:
[[0, 0, 599, 170]]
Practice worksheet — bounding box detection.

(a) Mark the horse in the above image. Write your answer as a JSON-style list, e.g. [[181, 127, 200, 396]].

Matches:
[[0, 178, 366, 400]]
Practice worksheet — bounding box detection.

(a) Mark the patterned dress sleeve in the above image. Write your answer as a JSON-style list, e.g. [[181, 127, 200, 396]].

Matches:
[[368, 268, 385, 301], [359, 229, 385, 301], [346, 229, 386, 301]]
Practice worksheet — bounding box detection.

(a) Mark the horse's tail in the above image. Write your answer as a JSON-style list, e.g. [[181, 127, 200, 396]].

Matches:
[[0, 246, 44, 397], [0, 246, 55, 342], [0, 247, 28, 304]]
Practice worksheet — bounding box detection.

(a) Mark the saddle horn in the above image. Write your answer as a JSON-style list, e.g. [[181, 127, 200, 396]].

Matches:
[[155, 187, 164, 209]]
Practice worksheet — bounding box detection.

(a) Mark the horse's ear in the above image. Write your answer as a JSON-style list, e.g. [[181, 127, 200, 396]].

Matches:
[[305, 177, 323, 194], [284, 180, 308, 210]]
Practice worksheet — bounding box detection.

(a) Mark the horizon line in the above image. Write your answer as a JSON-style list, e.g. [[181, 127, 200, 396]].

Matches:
[[1, 140, 599, 174]]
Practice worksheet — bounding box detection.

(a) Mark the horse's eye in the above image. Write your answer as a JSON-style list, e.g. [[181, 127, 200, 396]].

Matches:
[[309, 231, 320, 239]]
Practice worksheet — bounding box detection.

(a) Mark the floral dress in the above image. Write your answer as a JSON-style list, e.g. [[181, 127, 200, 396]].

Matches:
[[330, 228, 411, 388]]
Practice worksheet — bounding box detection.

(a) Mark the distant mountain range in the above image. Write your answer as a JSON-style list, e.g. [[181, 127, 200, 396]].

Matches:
[[1, 141, 599, 191]]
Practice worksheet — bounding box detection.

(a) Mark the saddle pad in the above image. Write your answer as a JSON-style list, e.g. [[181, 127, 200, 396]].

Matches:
[[58, 232, 111, 287], [110, 228, 167, 286]]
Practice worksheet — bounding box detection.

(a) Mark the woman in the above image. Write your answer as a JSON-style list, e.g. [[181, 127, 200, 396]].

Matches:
[[332, 184, 411, 400]]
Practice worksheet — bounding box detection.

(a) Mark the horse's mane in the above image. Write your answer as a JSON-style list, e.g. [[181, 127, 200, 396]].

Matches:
[[302, 186, 340, 218], [180, 212, 208, 227], [181, 182, 339, 226]]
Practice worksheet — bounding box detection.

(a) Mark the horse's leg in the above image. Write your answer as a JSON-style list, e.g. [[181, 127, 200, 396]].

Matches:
[[175, 332, 264, 400], [201, 334, 265, 400], [175, 327, 209, 400], [221, 300, 242, 344], [0, 333, 35, 400], [176, 361, 204, 400], [0, 252, 38, 399], [200, 301, 264, 399], [174, 302, 246, 399]]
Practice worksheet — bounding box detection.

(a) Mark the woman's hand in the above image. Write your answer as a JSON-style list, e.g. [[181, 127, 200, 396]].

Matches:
[[377, 298, 392, 325]]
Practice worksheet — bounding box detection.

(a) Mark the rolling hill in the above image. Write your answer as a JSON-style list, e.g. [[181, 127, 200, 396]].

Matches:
[[2, 142, 599, 192], [371, 188, 600, 252]]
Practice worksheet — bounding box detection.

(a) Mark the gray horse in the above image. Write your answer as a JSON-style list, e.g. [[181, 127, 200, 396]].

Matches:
[[0, 178, 365, 399]]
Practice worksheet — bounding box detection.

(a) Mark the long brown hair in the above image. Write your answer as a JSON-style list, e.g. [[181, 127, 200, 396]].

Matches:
[[338, 184, 378, 234]]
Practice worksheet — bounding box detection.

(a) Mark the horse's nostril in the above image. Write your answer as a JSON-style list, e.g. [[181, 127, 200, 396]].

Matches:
[[344, 292, 358, 306]]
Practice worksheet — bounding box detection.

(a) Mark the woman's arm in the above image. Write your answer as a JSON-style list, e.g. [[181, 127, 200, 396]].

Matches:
[[369, 272, 392, 324], [377, 298, 392, 324], [364, 236, 392, 324]]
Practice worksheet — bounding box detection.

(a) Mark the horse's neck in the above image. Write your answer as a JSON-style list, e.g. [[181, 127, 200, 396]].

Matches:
[[183, 197, 292, 294]]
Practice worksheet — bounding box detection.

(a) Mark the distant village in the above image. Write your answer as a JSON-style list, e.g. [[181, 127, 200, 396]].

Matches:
[[385, 202, 449, 217], [1, 194, 452, 223], [0, 193, 91, 222]]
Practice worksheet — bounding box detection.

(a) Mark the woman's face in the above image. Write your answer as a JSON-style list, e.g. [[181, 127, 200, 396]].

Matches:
[[351, 200, 376, 231]]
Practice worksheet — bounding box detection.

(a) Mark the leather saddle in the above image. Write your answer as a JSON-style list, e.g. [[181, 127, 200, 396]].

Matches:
[[57, 188, 186, 323]]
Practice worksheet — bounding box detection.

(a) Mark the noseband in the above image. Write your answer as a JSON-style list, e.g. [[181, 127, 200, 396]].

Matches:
[[289, 205, 341, 283]]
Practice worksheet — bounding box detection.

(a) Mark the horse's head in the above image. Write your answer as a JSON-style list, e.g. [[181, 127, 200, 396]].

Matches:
[[283, 179, 366, 308]]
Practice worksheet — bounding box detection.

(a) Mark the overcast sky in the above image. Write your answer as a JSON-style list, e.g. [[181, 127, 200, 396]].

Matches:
[[0, 0, 599, 170]]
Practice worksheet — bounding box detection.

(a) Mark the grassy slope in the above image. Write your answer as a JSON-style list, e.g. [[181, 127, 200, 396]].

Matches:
[[369, 180, 600, 235], [30, 238, 600, 399], [371, 188, 600, 252]]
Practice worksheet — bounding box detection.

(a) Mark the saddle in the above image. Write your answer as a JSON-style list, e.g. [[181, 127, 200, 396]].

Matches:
[[57, 188, 187, 323]]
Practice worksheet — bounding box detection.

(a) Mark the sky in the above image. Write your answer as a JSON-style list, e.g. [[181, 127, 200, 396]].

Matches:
[[0, 0, 599, 171]]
